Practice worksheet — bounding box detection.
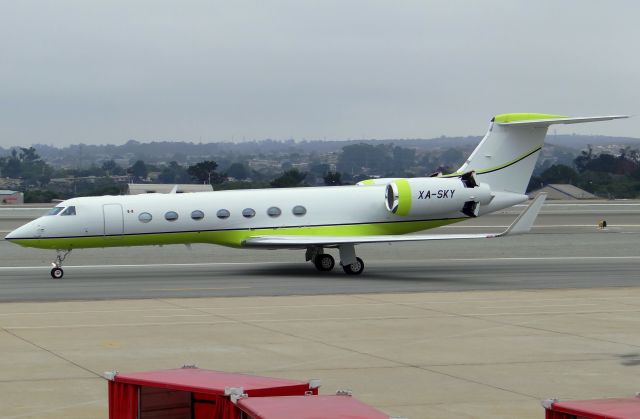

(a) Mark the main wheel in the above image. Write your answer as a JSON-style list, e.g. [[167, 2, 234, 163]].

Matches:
[[314, 254, 335, 271], [342, 257, 364, 275], [50, 267, 64, 279]]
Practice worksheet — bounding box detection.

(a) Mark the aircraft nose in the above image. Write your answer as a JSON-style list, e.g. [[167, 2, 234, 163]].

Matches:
[[4, 222, 39, 241]]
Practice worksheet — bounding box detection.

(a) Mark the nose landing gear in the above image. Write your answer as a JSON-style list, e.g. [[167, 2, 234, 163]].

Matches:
[[50, 249, 71, 279]]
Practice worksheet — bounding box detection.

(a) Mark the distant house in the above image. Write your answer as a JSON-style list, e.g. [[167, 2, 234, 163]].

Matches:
[[529, 184, 598, 200], [127, 184, 214, 195], [0, 190, 24, 205]]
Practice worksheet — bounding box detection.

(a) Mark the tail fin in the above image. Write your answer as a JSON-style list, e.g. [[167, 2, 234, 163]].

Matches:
[[454, 113, 628, 194]]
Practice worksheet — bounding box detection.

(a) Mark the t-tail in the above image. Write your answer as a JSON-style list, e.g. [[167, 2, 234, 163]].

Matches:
[[454, 113, 628, 194]]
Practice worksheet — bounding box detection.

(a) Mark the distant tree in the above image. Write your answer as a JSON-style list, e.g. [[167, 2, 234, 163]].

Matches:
[[0, 153, 21, 178], [128, 160, 148, 181], [540, 164, 579, 185], [438, 148, 464, 169], [101, 160, 125, 176], [323, 171, 342, 186], [188, 160, 225, 184], [337, 143, 390, 175], [574, 146, 593, 172], [391, 146, 416, 174], [270, 169, 307, 188], [583, 153, 638, 175], [19, 147, 39, 162], [0, 147, 53, 186], [158, 161, 190, 183], [226, 162, 249, 180], [310, 163, 331, 177], [24, 189, 61, 203], [76, 177, 122, 196]]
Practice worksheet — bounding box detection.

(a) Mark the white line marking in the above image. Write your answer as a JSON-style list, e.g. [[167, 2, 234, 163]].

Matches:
[[442, 225, 640, 228], [3, 399, 102, 419], [0, 303, 394, 317], [514, 203, 640, 207], [8, 310, 640, 330], [4, 320, 237, 329], [144, 314, 213, 318], [143, 286, 252, 291], [0, 261, 299, 270], [425, 256, 640, 262], [1, 256, 640, 271], [477, 303, 599, 309]]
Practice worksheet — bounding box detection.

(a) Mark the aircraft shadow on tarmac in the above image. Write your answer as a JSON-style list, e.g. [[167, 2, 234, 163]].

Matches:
[[619, 353, 640, 366], [234, 263, 507, 284]]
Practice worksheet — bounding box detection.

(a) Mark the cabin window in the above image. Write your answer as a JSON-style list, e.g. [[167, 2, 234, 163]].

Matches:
[[60, 206, 76, 216], [292, 205, 307, 216], [267, 206, 281, 217], [47, 207, 64, 216], [164, 211, 179, 221], [138, 212, 152, 223], [216, 209, 230, 219], [242, 208, 256, 218], [191, 210, 205, 220]]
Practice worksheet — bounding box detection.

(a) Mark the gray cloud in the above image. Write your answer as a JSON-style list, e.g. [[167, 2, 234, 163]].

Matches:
[[0, 0, 637, 147]]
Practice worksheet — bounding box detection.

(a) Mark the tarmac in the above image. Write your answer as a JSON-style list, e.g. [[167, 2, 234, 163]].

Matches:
[[0, 201, 639, 418]]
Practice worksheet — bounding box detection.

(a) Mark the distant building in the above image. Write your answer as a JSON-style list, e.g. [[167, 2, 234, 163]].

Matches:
[[127, 184, 214, 195], [529, 184, 598, 200], [0, 190, 24, 205]]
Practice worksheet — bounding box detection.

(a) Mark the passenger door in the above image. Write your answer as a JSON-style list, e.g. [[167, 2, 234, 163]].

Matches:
[[103, 204, 124, 236]]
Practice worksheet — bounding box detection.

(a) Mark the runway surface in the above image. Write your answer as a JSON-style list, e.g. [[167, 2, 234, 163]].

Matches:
[[1, 199, 639, 302], [1, 201, 639, 419], [1, 254, 639, 302]]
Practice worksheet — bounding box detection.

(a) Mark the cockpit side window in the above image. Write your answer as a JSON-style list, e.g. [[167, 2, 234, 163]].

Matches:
[[47, 207, 64, 216], [60, 206, 76, 216]]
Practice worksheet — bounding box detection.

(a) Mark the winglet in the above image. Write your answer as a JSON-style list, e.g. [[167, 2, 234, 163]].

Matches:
[[497, 193, 547, 237]]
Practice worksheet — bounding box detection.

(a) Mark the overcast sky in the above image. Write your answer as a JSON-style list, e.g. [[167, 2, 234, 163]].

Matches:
[[0, 1, 638, 147]]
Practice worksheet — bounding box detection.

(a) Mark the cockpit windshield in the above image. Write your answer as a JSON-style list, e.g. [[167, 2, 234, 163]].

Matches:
[[46, 207, 64, 216], [61, 206, 76, 216]]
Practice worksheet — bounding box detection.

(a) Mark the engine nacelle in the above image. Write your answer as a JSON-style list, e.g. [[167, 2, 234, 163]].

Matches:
[[385, 177, 493, 217]]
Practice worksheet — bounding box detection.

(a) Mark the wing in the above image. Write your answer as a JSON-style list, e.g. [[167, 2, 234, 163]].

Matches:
[[243, 193, 546, 249]]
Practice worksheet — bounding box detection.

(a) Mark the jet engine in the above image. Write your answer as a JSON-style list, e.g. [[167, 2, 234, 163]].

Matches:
[[384, 173, 493, 217]]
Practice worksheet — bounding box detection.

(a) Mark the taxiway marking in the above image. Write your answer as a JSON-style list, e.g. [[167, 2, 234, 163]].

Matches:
[[1, 256, 640, 271]]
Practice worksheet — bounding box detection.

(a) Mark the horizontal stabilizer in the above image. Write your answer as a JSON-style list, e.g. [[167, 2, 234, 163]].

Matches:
[[496, 115, 628, 127], [243, 193, 547, 248]]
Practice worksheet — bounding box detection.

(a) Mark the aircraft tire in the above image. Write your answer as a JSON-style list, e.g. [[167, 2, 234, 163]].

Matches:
[[314, 254, 335, 271], [342, 257, 364, 275], [50, 267, 64, 279]]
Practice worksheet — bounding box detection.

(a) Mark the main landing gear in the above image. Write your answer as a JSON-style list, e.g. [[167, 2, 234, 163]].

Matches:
[[306, 245, 365, 275], [50, 249, 71, 279]]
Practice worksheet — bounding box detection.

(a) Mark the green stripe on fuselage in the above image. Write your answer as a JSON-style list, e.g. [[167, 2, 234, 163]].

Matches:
[[8, 218, 465, 250]]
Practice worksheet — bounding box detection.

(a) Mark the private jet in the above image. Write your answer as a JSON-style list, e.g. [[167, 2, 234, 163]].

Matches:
[[5, 113, 627, 278]]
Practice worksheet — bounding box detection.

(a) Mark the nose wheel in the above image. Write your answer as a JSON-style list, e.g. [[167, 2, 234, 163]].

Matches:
[[50, 249, 71, 279]]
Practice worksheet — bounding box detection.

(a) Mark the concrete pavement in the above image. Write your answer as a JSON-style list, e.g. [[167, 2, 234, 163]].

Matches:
[[2, 288, 640, 418]]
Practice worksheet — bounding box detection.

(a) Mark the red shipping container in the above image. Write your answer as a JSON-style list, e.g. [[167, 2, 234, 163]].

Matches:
[[106, 367, 319, 419], [543, 396, 640, 419], [237, 394, 395, 419]]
